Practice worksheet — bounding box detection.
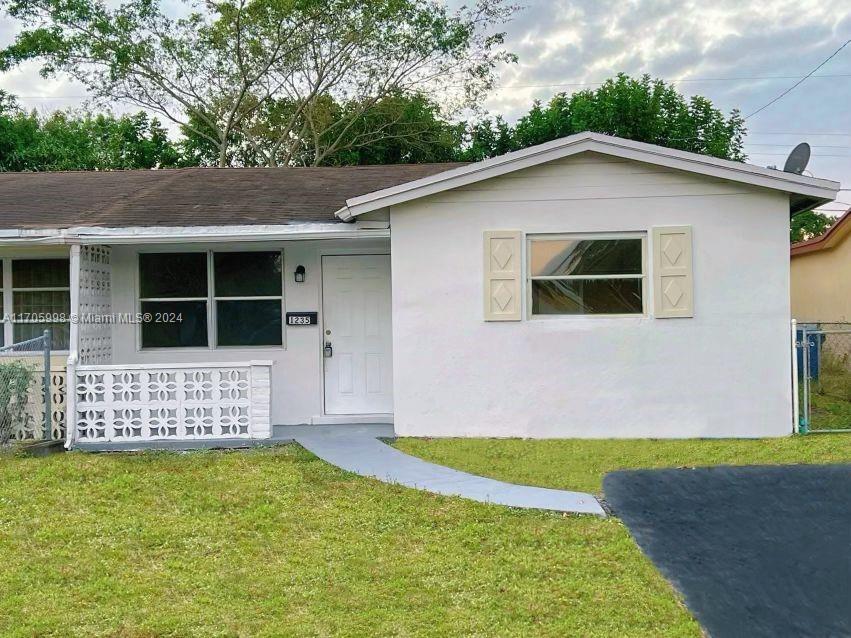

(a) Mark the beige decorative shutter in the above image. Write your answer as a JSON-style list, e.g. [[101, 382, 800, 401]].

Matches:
[[653, 226, 694, 318], [483, 230, 522, 321]]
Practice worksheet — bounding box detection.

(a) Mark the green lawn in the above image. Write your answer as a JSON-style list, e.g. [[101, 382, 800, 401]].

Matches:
[[2, 435, 850, 637], [394, 434, 851, 494], [0, 445, 697, 637]]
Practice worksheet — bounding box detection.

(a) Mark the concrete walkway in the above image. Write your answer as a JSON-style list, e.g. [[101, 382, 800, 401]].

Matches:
[[284, 424, 606, 516]]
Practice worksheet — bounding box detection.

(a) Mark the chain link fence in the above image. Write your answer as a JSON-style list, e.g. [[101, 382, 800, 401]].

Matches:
[[797, 323, 851, 433], [0, 330, 55, 448]]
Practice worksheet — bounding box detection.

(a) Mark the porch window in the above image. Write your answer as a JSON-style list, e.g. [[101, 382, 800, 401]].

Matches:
[[214, 252, 283, 346], [139, 253, 209, 348], [9, 258, 71, 349], [528, 234, 646, 316], [138, 250, 284, 349]]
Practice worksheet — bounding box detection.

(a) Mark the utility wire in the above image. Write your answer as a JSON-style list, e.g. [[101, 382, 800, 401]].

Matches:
[[497, 73, 851, 90], [744, 40, 851, 120], [9, 72, 851, 99]]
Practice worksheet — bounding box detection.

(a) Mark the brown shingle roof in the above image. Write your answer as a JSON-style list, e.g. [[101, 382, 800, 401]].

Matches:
[[0, 163, 467, 230]]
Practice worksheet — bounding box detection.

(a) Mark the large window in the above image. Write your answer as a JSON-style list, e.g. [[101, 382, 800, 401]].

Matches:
[[139, 251, 283, 349], [0, 258, 71, 349], [139, 253, 209, 348], [214, 252, 283, 347], [528, 235, 645, 316]]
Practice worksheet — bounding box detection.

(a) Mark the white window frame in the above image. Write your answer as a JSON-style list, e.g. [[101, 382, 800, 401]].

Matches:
[[136, 248, 286, 351], [212, 251, 285, 349], [526, 232, 648, 319], [1, 257, 71, 351]]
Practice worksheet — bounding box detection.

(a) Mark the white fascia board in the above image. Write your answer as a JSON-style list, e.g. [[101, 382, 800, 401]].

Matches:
[[0, 228, 68, 244], [337, 132, 840, 219], [0, 223, 387, 245], [69, 223, 386, 244]]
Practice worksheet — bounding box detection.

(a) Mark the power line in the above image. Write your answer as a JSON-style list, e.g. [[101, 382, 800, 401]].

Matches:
[[748, 152, 851, 158], [744, 39, 851, 120], [9, 71, 851, 99], [745, 143, 851, 149], [496, 73, 851, 91], [12, 95, 88, 99], [748, 132, 851, 137]]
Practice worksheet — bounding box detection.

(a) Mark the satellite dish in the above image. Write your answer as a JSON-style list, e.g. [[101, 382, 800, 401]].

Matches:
[[783, 142, 811, 175]]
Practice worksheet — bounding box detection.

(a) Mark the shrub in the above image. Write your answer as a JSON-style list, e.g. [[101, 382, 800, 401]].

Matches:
[[0, 361, 35, 446]]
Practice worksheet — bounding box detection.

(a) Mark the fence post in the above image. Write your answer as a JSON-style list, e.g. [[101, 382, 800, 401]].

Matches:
[[791, 319, 799, 434], [801, 327, 810, 434], [43, 328, 52, 441]]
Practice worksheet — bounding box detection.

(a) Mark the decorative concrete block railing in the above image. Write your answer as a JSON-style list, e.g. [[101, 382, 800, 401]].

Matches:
[[74, 361, 272, 443]]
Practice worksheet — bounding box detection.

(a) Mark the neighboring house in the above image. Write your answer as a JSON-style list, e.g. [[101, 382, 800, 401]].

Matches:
[[790, 210, 851, 323], [0, 132, 838, 447]]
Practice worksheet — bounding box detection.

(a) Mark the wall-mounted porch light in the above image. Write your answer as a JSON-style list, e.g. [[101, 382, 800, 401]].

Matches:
[[294, 265, 306, 283]]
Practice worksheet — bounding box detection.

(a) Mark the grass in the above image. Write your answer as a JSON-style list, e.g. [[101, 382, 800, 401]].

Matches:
[[807, 355, 851, 431], [809, 389, 851, 430], [394, 434, 851, 494], [0, 445, 698, 637], [4, 435, 851, 636]]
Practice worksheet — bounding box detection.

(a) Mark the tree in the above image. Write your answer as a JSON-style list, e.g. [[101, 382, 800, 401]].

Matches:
[[1, 0, 517, 166], [0, 96, 179, 171], [457, 74, 747, 162], [791, 210, 837, 243], [180, 91, 461, 166]]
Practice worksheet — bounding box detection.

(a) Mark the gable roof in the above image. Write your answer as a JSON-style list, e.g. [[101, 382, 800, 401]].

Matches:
[[0, 163, 467, 230], [335, 132, 840, 220], [791, 210, 851, 257]]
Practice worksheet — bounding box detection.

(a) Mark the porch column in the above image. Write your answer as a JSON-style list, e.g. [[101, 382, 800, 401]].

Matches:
[[66, 244, 113, 448]]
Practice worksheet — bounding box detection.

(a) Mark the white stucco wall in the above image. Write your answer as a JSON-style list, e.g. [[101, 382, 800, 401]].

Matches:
[[109, 238, 389, 425], [389, 152, 793, 438]]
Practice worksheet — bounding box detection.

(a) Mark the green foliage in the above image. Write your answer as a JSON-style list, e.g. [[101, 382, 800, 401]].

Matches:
[[791, 210, 836, 243], [0, 360, 34, 445], [395, 434, 851, 495], [456, 73, 747, 162], [0, 95, 179, 171], [181, 91, 461, 166]]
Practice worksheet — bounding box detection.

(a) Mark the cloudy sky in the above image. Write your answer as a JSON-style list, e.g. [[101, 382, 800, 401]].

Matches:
[[0, 0, 849, 211]]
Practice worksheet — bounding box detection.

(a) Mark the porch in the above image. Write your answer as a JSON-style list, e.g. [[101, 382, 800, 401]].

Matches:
[[0, 230, 394, 449]]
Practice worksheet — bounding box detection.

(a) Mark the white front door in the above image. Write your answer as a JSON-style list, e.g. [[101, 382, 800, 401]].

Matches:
[[322, 255, 393, 415]]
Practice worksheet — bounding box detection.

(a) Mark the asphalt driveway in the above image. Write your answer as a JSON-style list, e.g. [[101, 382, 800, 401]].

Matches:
[[604, 464, 851, 638]]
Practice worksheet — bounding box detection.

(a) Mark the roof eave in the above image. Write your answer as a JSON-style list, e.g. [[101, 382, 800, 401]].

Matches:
[[336, 132, 841, 219], [791, 210, 851, 256]]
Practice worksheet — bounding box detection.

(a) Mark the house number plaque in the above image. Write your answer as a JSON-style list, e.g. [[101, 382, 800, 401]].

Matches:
[[286, 312, 318, 326]]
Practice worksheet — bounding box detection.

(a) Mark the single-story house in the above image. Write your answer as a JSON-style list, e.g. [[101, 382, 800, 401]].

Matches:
[[791, 210, 851, 323], [0, 132, 839, 447]]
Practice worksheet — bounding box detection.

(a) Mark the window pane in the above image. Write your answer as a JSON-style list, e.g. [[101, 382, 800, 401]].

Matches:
[[14, 323, 69, 349], [141, 301, 208, 348], [13, 290, 70, 315], [139, 253, 207, 298], [214, 252, 282, 297], [217, 300, 282, 346], [531, 279, 643, 315], [531, 239, 642, 276], [12, 259, 69, 288]]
